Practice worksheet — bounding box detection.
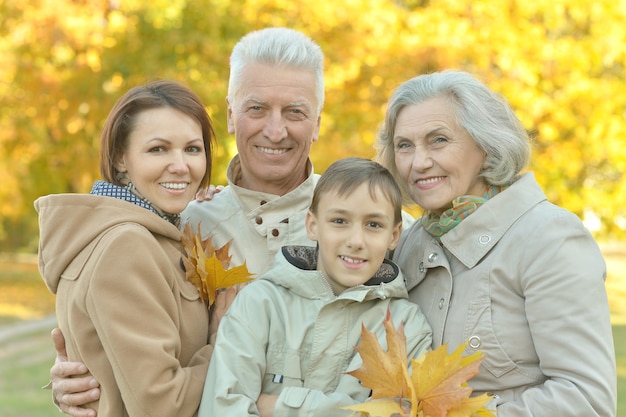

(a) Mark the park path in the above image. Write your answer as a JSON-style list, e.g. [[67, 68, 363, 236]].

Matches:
[[0, 315, 57, 345], [0, 315, 57, 373]]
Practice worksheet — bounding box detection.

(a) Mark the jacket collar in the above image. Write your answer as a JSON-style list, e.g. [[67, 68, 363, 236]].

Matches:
[[439, 172, 547, 268], [281, 245, 400, 286], [260, 245, 407, 301]]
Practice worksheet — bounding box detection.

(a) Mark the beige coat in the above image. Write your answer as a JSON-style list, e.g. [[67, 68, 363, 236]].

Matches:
[[181, 155, 319, 276], [35, 193, 212, 417], [394, 173, 616, 416], [200, 246, 432, 416]]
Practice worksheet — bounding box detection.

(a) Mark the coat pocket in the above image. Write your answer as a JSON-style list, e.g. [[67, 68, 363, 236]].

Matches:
[[465, 298, 517, 378]]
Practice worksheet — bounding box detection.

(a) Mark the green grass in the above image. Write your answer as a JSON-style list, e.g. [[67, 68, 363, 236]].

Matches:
[[0, 257, 56, 416], [0, 328, 56, 416], [1, 252, 624, 416]]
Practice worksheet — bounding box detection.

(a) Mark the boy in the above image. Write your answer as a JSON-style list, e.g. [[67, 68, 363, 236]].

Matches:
[[199, 158, 432, 417]]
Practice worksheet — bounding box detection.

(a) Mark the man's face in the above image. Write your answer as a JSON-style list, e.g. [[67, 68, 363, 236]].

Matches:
[[227, 62, 321, 195]]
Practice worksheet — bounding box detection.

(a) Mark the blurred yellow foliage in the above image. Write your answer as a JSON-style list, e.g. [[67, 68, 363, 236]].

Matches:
[[1, 0, 625, 252]]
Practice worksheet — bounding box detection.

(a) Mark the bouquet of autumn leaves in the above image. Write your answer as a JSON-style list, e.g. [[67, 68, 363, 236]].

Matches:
[[181, 224, 254, 308], [343, 311, 497, 417]]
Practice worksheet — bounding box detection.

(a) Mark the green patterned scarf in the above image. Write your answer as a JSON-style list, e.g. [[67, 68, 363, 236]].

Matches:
[[422, 185, 506, 237]]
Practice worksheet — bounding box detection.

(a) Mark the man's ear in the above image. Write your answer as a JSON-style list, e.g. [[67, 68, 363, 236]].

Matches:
[[311, 114, 321, 143], [388, 222, 402, 251], [226, 97, 235, 134], [305, 210, 318, 241]]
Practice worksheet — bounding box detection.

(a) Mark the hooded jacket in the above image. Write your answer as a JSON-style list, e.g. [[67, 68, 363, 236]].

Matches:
[[35, 192, 212, 417], [395, 172, 616, 417], [199, 245, 433, 417]]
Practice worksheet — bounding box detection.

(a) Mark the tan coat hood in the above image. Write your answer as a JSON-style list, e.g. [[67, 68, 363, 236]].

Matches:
[[34, 193, 180, 293]]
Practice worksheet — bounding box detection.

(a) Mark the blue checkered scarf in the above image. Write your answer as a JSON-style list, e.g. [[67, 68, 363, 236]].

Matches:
[[90, 180, 180, 226]]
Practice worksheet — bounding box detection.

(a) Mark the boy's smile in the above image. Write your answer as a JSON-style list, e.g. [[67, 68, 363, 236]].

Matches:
[[305, 182, 401, 295]]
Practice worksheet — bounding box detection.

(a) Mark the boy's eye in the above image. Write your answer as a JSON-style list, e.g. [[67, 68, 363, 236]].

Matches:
[[331, 218, 346, 225], [367, 221, 383, 228]]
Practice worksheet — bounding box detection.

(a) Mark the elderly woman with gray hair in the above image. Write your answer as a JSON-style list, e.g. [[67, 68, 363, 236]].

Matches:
[[377, 70, 616, 416]]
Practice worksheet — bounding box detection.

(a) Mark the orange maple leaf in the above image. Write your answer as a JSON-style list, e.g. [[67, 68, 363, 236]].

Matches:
[[347, 310, 412, 401], [343, 311, 496, 417], [411, 343, 488, 417], [181, 223, 254, 307]]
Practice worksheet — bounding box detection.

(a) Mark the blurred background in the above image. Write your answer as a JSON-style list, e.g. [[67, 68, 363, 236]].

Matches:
[[0, 0, 624, 415]]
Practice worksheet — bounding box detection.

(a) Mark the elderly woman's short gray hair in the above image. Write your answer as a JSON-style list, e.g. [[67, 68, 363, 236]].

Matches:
[[376, 70, 531, 203]]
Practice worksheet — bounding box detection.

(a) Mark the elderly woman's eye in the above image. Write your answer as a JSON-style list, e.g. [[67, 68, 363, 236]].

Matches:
[[395, 140, 412, 151]]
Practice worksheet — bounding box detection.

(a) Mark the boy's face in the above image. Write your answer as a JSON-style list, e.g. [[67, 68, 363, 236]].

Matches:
[[305, 182, 402, 295]]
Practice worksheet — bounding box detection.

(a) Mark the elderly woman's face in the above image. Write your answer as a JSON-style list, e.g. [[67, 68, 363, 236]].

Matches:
[[393, 96, 488, 214]]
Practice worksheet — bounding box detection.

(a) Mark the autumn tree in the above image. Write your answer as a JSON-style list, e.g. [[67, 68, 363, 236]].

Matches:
[[1, 0, 624, 252]]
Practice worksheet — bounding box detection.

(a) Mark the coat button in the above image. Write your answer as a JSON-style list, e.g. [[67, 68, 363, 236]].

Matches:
[[428, 252, 438, 263], [271, 229, 279, 237], [438, 298, 445, 309], [255, 216, 263, 225], [478, 234, 491, 244], [469, 335, 481, 348], [419, 261, 425, 273]]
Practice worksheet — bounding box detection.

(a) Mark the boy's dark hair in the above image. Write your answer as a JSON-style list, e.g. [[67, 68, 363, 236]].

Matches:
[[310, 157, 402, 225]]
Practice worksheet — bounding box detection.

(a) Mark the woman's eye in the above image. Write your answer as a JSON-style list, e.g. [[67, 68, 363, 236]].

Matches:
[[394, 141, 412, 151], [186, 146, 203, 153], [148, 146, 165, 153]]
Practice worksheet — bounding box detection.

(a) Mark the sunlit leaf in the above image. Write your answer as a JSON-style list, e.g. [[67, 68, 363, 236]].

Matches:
[[344, 311, 495, 417], [181, 223, 253, 307]]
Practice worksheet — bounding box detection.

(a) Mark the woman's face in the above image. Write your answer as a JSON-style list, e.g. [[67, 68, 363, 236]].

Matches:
[[393, 96, 488, 214], [115, 107, 206, 214]]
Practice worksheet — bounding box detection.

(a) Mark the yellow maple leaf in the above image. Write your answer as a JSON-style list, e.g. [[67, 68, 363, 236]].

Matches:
[[411, 343, 489, 417], [346, 310, 413, 401], [343, 311, 496, 417], [181, 223, 254, 307]]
